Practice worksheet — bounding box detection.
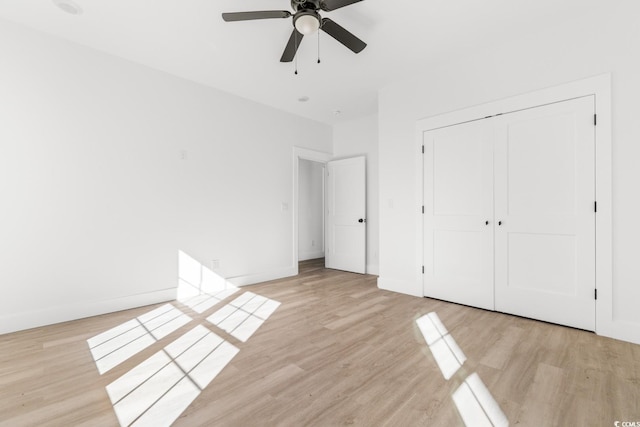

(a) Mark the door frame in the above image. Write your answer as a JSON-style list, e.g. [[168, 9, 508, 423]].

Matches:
[[292, 147, 332, 275], [416, 74, 614, 339]]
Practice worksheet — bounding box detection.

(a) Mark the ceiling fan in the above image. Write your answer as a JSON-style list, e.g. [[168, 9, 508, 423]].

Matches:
[[222, 0, 366, 62]]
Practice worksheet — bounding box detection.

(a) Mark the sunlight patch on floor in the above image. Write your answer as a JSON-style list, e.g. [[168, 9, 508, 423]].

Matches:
[[106, 324, 238, 427], [178, 286, 239, 314], [91, 253, 283, 425], [416, 312, 508, 426], [87, 304, 192, 374], [207, 292, 281, 342], [416, 312, 466, 380], [453, 373, 509, 427]]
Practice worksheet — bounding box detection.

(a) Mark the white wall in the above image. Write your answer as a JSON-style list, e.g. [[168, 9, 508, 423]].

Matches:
[[377, 2, 640, 343], [333, 114, 379, 275], [298, 159, 324, 261], [0, 20, 331, 334]]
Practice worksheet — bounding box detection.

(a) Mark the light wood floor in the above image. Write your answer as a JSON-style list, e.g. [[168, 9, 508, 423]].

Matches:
[[1, 259, 639, 426]]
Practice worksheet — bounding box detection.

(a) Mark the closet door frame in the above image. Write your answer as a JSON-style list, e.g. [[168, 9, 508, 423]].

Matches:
[[415, 74, 612, 338]]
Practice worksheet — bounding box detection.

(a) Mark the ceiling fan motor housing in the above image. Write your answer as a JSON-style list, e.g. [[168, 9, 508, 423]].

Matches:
[[291, 0, 321, 11]]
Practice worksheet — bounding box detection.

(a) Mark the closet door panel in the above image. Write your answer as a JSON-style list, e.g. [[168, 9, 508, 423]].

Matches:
[[423, 121, 494, 310], [494, 96, 596, 331]]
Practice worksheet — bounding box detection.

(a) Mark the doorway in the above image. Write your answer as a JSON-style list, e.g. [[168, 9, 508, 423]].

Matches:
[[298, 159, 325, 264], [293, 147, 367, 275], [293, 147, 331, 275]]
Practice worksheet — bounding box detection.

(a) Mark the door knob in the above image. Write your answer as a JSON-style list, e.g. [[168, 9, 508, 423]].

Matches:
[[358, 218, 365, 223], [485, 220, 489, 225], [498, 221, 502, 226]]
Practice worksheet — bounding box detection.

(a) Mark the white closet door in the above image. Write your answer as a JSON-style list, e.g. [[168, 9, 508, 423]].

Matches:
[[423, 120, 495, 310], [494, 96, 596, 330]]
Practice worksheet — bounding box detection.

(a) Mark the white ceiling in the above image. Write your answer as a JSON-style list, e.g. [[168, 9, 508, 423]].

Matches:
[[0, 0, 605, 125]]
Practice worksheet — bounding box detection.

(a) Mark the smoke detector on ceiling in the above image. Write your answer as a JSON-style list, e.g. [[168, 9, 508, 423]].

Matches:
[[53, 0, 83, 15]]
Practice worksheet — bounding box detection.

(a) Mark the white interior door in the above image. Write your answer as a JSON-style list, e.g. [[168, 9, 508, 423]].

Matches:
[[494, 96, 596, 330], [423, 120, 495, 310], [326, 156, 366, 274]]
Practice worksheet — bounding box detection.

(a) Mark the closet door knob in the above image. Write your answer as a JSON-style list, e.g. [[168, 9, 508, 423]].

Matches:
[[485, 220, 489, 225], [498, 221, 502, 226]]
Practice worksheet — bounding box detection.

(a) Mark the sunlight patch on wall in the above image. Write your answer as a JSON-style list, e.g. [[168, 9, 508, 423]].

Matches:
[[177, 250, 238, 313], [88, 304, 192, 374], [453, 373, 509, 427], [106, 324, 239, 427], [207, 292, 281, 342], [416, 312, 466, 380]]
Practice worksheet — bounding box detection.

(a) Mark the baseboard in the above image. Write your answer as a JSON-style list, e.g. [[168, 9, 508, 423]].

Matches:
[[366, 264, 379, 276], [0, 288, 177, 336], [227, 266, 297, 287], [597, 318, 640, 346], [377, 276, 423, 297], [298, 251, 325, 261]]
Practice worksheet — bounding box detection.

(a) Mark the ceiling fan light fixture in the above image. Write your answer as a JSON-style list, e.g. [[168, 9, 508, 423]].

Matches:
[[294, 12, 320, 35]]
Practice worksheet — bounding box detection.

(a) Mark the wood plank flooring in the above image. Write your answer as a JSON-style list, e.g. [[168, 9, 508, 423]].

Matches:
[[1, 258, 639, 426]]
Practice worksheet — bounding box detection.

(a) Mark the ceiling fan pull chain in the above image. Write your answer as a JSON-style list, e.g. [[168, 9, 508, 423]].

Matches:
[[294, 30, 299, 75], [317, 30, 321, 64]]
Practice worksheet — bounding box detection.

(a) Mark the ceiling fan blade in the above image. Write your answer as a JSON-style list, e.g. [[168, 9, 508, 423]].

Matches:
[[320, 18, 366, 54], [280, 29, 304, 62], [320, 0, 363, 12], [222, 10, 291, 22]]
